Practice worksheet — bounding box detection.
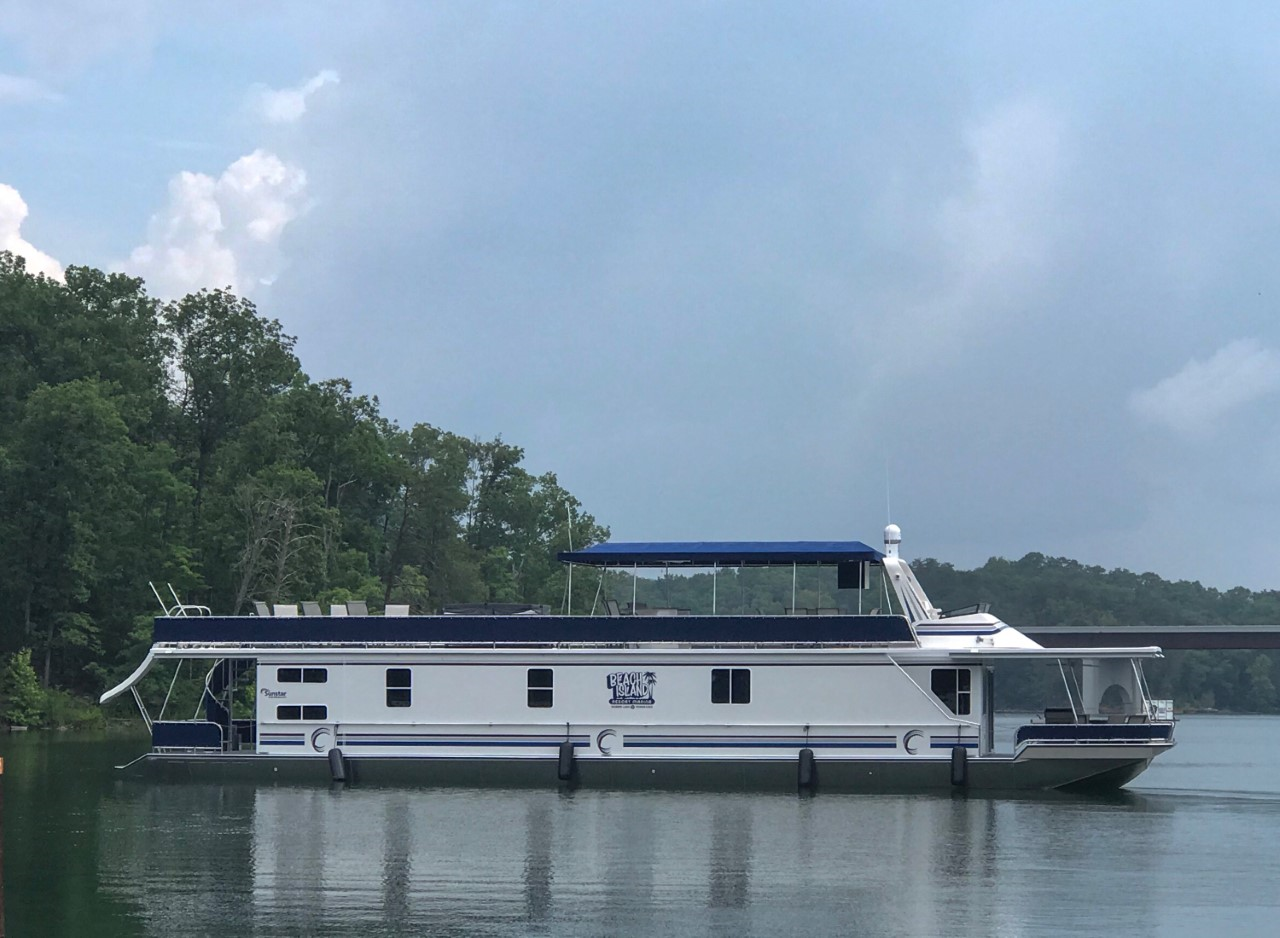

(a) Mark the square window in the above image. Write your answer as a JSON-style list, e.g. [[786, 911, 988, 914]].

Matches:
[[277, 668, 301, 683], [712, 669, 750, 704], [386, 668, 412, 708], [931, 668, 971, 715], [303, 668, 328, 684], [276, 705, 301, 720], [711, 668, 730, 703], [528, 668, 553, 708], [302, 705, 328, 721]]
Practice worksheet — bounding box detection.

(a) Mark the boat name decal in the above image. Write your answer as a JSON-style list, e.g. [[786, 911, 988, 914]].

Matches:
[[607, 671, 656, 708], [261, 689, 287, 698]]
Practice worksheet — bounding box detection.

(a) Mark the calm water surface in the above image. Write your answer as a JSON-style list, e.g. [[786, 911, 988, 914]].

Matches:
[[4, 715, 1279, 937]]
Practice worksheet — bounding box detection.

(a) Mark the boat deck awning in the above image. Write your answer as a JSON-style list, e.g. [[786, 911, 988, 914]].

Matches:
[[557, 540, 884, 567]]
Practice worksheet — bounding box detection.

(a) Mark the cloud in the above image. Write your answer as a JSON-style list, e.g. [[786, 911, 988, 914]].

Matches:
[[853, 98, 1069, 396], [251, 70, 340, 124], [0, 0, 156, 78], [937, 99, 1067, 281], [0, 73, 62, 105], [126, 149, 308, 298], [0, 182, 63, 279], [1129, 339, 1280, 436]]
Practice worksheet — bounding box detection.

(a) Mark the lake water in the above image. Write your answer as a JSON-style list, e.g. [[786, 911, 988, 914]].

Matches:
[[3, 714, 1279, 937]]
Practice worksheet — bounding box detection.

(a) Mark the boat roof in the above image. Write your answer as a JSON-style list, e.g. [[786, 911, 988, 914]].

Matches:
[[557, 540, 884, 567], [148, 612, 916, 647]]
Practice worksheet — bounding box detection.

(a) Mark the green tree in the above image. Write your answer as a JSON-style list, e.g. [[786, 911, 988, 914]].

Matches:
[[0, 648, 45, 726]]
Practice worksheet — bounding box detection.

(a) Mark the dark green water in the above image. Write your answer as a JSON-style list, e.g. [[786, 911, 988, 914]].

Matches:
[[3, 715, 1279, 937]]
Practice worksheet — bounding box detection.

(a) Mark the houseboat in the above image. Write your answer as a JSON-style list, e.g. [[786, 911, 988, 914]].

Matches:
[[100, 526, 1175, 791]]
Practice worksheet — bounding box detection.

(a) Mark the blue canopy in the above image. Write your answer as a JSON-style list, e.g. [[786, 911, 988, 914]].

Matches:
[[557, 540, 884, 567]]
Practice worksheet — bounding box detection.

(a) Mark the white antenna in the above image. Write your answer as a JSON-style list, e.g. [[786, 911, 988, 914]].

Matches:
[[885, 456, 892, 525]]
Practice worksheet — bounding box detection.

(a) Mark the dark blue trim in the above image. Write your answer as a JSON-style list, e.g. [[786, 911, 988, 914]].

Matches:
[[152, 721, 223, 750], [338, 737, 590, 748], [155, 613, 915, 646], [625, 735, 897, 749], [556, 540, 884, 567], [1015, 723, 1174, 746]]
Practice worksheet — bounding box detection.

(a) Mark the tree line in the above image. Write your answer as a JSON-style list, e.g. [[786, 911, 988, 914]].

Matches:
[[0, 251, 605, 715]]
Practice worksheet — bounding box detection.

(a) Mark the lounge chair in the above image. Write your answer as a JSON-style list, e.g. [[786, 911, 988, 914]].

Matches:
[[252, 600, 271, 617], [300, 601, 323, 616], [329, 604, 348, 616], [384, 604, 410, 616], [347, 600, 369, 616], [273, 604, 299, 617]]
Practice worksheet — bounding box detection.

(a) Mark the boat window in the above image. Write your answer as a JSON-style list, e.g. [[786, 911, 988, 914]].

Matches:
[[711, 668, 751, 704], [277, 667, 327, 684], [528, 668, 553, 708], [275, 705, 329, 721], [386, 668, 412, 707], [930, 668, 971, 715]]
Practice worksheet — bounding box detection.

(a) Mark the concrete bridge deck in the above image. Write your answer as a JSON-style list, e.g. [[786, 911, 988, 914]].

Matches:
[[1018, 625, 1280, 650]]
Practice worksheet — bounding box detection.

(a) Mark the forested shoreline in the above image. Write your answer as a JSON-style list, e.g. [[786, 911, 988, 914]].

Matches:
[[0, 251, 605, 725], [0, 249, 1276, 726]]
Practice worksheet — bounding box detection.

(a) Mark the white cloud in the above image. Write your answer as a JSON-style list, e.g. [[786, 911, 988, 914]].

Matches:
[[1129, 339, 1280, 436], [251, 70, 340, 124], [937, 99, 1066, 280], [0, 0, 156, 78], [0, 73, 62, 105], [126, 149, 308, 298], [0, 182, 63, 279], [856, 98, 1069, 391]]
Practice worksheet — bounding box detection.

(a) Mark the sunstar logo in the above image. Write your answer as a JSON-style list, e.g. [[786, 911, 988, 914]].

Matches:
[[607, 671, 656, 708], [261, 688, 286, 698]]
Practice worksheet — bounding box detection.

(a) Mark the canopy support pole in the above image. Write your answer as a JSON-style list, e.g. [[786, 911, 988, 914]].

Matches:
[[712, 564, 718, 615], [791, 563, 797, 615]]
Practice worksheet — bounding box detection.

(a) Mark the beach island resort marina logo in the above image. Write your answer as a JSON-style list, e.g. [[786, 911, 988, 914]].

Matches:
[[607, 671, 657, 708]]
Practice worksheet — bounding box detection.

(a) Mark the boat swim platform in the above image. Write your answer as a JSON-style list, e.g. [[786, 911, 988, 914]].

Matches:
[[1020, 625, 1280, 650]]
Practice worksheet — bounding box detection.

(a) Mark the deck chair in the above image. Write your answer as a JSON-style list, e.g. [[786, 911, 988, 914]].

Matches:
[[252, 600, 271, 617], [273, 604, 299, 617], [604, 599, 621, 617], [300, 601, 323, 616], [384, 604, 410, 616], [347, 600, 370, 616], [329, 603, 349, 616]]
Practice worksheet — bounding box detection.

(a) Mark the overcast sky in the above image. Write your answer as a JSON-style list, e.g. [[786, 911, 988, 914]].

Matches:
[[3, 2, 1279, 590]]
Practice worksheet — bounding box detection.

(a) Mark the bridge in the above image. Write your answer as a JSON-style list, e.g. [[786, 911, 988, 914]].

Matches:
[[1018, 625, 1280, 650]]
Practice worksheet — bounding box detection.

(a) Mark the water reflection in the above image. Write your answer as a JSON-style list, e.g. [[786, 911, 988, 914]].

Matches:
[[708, 801, 751, 909], [522, 799, 552, 923], [87, 776, 1270, 937]]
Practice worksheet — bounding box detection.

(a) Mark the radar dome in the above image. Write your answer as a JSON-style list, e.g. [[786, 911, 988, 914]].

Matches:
[[884, 523, 902, 557]]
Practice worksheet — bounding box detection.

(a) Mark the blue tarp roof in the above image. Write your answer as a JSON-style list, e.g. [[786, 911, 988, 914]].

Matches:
[[556, 541, 884, 567]]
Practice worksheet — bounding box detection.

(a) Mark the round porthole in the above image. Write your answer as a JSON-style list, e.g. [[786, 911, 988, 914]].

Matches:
[[596, 729, 617, 755], [903, 730, 923, 755]]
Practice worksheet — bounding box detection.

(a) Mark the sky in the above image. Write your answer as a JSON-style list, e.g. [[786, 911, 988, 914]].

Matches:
[[3, 2, 1280, 591]]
